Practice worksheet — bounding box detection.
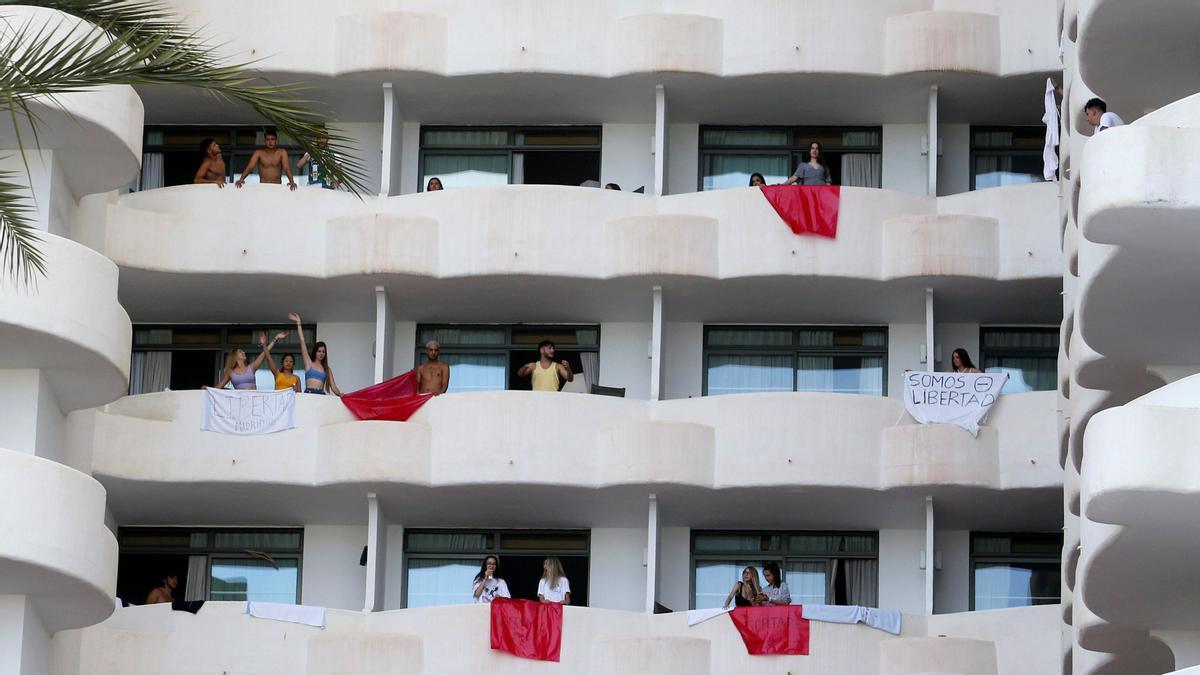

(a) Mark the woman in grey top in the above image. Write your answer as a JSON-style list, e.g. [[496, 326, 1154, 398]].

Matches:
[[784, 141, 832, 186]]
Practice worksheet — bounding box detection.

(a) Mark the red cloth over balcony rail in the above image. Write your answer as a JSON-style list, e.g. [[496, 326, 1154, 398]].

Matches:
[[760, 185, 841, 238], [490, 597, 563, 662], [729, 605, 810, 655], [340, 370, 434, 422]]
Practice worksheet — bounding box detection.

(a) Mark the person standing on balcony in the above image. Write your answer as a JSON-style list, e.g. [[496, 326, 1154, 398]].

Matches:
[[416, 341, 450, 395], [1085, 98, 1125, 134], [289, 313, 343, 396], [211, 332, 272, 390], [759, 562, 792, 606], [426, 177, 444, 191], [951, 348, 983, 374], [723, 566, 764, 609], [518, 340, 574, 392], [472, 556, 511, 603], [783, 142, 832, 186], [144, 573, 177, 605], [264, 332, 302, 392], [235, 129, 298, 191], [537, 557, 571, 605], [296, 136, 340, 190], [748, 172, 767, 187], [193, 138, 227, 187]]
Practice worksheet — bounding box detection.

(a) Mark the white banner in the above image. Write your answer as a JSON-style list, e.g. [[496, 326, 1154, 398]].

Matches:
[[903, 371, 1008, 437], [202, 388, 296, 435]]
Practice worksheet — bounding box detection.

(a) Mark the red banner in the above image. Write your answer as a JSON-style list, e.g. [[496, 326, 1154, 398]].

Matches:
[[729, 606, 810, 656], [490, 597, 563, 662], [340, 370, 434, 422], [760, 185, 840, 238]]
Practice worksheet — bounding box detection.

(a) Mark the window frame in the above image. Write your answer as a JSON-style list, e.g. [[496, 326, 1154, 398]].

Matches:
[[417, 125, 603, 191], [130, 323, 317, 392], [697, 125, 883, 191], [968, 531, 1062, 611], [141, 125, 310, 189], [968, 126, 1046, 191], [978, 326, 1060, 392], [688, 530, 879, 610], [701, 325, 889, 396], [414, 323, 600, 392]]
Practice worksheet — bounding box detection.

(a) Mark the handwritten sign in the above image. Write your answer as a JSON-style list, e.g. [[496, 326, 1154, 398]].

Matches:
[[903, 371, 1008, 436], [202, 388, 296, 435]]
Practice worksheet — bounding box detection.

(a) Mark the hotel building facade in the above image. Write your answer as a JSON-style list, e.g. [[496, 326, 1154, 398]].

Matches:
[[1, 1, 1184, 673]]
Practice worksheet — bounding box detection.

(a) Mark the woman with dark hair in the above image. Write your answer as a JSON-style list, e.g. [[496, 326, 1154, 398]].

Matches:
[[603, 182, 621, 190], [951, 348, 983, 373], [784, 142, 832, 186], [289, 313, 343, 396], [426, 177, 444, 192], [537, 557, 571, 604], [472, 555, 511, 603], [263, 332, 302, 393], [759, 561, 792, 606], [723, 565, 763, 609], [748, 172, 767, 187], [193, 138, 226, 187]]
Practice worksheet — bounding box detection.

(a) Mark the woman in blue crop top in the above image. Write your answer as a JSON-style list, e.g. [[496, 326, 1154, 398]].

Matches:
[[290, 312, 342, 396], [212, 332, 277, 390]]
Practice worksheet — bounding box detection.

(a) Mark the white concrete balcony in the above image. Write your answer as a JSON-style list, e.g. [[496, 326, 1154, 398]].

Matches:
[[51, 601, 1060, 675], [75, 389, 1060, 527], [82, 183, 1061, 322], [0, 232, 131, 412], [0, 448, 118, 632]]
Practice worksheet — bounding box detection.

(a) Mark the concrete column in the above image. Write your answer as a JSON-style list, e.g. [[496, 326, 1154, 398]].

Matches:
[[645, 493, 659, 614], [924, 496, 935, 614], [925, 287, 935, 373], [653, 85, 668, 196], [380, 83, 403, 197], [374, 286, 394, 384], [650, 286, 663, 400], [365, 493, 388, 612], [927, 85, 938, 196]]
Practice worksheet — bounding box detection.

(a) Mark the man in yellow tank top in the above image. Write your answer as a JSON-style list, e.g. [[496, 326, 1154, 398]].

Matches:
[[517, 340, 574, 392]]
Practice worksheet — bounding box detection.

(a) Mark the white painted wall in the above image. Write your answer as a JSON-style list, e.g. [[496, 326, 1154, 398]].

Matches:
[[301, 525, 367, 611], [888, 323, 925, 399], [398, 122, 422, 194], [601, 124, 654, 193], [935, 529, 971, 614], [0, 370, 42, 456], [384, 524, 406, 611], [315, 322, 376, 393], [0, 596, 50, 675], [657, 526, 691, 612], [589, 528, 647, 612], [598, 322, 651, 399], [882, 124, 928, 195], [878, 528, 927, 613], [666, 123, 699, 195], [663, 322, 703, 400], [936, 323, 981, 372], [938, 124, 971, 196], [331, 122, 383, 199], [393, 320, 418, 375]]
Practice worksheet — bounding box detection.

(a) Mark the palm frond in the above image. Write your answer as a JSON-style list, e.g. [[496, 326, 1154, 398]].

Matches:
[[0, 168, 46, 286]]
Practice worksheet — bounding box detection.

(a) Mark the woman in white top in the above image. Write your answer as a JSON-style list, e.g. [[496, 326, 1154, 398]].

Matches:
[[537, 557, 571, 604], [760, 562, 792, 606], [472, 555, 511, 604]]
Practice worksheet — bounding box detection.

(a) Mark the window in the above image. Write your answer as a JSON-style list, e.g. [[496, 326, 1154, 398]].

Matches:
[[139, 126, 315, 190], [970, 127, 1045, 190], [129, 324, 317, 394], [699, 126, 882, 190], [403, 529, 590, 608], [970, 533, 1061, 610], [116, 527, 304, 605], [416, 324, 599, 392], [703, 327, 887, 396], [691, 531, 878, 610], [418, 127, 602, 190], [979, 327, 1059, 393]]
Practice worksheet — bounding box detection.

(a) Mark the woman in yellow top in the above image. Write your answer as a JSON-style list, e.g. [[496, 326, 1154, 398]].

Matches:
[[263, 331, 302, 392]]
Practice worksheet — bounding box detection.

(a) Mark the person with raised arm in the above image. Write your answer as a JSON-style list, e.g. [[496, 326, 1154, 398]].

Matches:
[[211, 332, 273, 390], [517, 340, 573, 392], [263, 331, 302, 392], [472, 555, 511, 604], [289, 313, 342, 396]]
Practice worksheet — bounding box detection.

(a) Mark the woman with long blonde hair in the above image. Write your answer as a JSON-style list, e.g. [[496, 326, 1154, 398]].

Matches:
[[723, 566, 763, 609], [537, 557, 571, 605], [211, 332, 274, 390]]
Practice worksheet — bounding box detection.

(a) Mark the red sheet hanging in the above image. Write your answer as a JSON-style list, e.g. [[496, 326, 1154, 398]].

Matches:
[[760, 185, 841, 238], [490, 597, 563, 662], [729, 605, 810, 655], [340, 370, 434, 422]]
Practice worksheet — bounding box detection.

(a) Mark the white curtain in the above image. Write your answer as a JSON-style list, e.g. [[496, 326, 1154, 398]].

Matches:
[[139, 130, 164, 191], [694, 560, 766, 609], [512, 152, 525, 184], [843, 558, 878, 607], [858, 356, 884, 396], [442, 354, 506, 393], [840, 153, 882, 188], [129, 351, 171, 395], [406, 558, 479, 608], [579, 351, 599, 391], [707, 354, 792, 395], [184, 555, 208, 601], [785, 561, 827, 605]]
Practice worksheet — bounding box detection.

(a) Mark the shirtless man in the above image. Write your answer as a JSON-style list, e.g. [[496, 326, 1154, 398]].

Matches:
[[517, 340, 573, 392], [416, 341, 450, 394], [235, 130, 297, 190], [193, 138, 226, 187], [145, 573, 177, 605]]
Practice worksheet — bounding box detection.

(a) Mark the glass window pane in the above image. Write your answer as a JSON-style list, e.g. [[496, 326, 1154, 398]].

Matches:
[[499, 533, 588, 550], [702, 129, 789, 146], [973, 154, 1042, 190], [420, 328, 507, 346], [796, 356, 883, 396], [702, 154, 789, 190], [422, 130, 509, 146], [841, 130, 881, 147], [442, 354, 507, 393], [423, 154, 509, 189], [406, 532, 493, 551], [784, 560, 827, 605], [511, 329, 581, 345], [407, 558, 479, 608], [133, 328, 174, 345], [693, 535, 779, 553], [707, 329, 793, 348], [574, 330, 599, 346], [707, 355, 793, 395], [119, 530, 194, 547], [984, 357, 1057, 393], [212, 531, 301, 551], [210, 558, 298, 603], [974, 562, 1060, 610], [516, 130, 600, 146], [788, 535, 843, 555], [694, 560, 768, 609], [982, 329, 1059, 350]]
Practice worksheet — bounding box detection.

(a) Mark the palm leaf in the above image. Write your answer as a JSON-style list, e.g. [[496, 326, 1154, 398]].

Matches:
[[0, 168, 46, 285]]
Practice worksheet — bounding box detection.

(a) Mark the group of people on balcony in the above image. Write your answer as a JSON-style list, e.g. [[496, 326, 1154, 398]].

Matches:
[[208, 313, 343, 396], [722, 563, 792, 609], [748, 141, 833, 188], [472, 556, 572, 605], [194, 129, 340, 190]]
